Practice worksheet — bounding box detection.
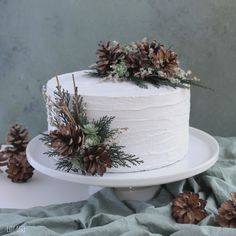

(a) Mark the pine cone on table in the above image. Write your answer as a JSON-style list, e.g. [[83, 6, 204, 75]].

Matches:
[[171, 192, 208, 224], [7, 124, 29, 151], [49, 123, 84, 157], [217, 192, 236, 228], [5, 124, 34, 182], [82, 144, 112, 176], [96, 41, 122, 75], [6, 152, 34, 183]]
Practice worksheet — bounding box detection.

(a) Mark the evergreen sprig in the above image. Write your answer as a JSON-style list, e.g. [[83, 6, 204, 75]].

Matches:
[[109, 144, 143, 168], [42, 76, 143, 176], [93, 116, 115, 142]]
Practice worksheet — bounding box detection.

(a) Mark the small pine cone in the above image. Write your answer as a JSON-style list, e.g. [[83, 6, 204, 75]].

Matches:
[[171, 192, 208, 224], [49, 124, 84, 157], [161, 50, 178, 76], [6, 152, 34, 183], [82, 144, 112, 176], [217, 192, 236, 228], [96, 41, 122, 75], [7, 124, 29, 151], [125, 52, 143, 75], [136, 39, 160, 65]]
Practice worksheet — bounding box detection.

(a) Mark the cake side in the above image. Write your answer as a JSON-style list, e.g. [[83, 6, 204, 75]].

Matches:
[[46, 70, 190, 172]]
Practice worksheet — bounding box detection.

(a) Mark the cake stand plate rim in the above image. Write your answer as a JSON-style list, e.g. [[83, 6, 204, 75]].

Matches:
[[26, 127, 219, 188]]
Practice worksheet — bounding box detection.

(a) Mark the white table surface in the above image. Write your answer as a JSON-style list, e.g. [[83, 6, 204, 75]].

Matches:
[[0, 168, 101, 209]]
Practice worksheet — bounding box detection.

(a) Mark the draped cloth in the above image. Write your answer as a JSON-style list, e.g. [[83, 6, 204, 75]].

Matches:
[[0, 137, 236, 236]]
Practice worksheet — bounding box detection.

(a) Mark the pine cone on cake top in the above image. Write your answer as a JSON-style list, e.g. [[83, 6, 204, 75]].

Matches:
[[6, 152, 34, 183], [96, 41, 122, 75], [217, 192, 236, 228], [49, 123, 84, 157], [125, 51, 144, 76], [7, 124, 29, 151], [82, 144, 112, 176], [136, 39, 161, 66], [171, 192, 208, 224]]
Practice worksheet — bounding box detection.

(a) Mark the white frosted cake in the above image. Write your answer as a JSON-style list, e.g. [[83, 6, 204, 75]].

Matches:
[[46, 70, 190, 173]]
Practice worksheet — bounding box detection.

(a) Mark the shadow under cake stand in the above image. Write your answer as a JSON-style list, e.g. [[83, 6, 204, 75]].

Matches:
[[26, 127, 219, 201]]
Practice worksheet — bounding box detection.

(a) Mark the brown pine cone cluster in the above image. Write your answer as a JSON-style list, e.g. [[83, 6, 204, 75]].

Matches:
[[0, 124, 34, 182], [82, 144, 111, 176], [49, 123, 84, 157], [96, 41, 122, 75], [95, 39, 178, 79], [171, 192, 208, 224], [217, 192, 236, 228]]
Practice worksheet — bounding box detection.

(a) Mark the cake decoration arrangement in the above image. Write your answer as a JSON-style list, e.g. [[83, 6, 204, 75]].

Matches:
[[42, 76, 143, 176], [90, 38, 203, 89], [0, 124, 34, 182], [44, 37, 198, 173]]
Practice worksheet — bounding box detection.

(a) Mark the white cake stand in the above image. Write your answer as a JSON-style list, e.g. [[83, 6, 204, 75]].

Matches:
[[26, 127, 219, 201]]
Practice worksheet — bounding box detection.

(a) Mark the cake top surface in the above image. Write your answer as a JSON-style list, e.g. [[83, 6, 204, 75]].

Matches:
[[47, 70, 184, 97]]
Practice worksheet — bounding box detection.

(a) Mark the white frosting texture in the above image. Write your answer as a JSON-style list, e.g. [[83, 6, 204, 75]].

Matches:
[[46, 70, 190, 172]]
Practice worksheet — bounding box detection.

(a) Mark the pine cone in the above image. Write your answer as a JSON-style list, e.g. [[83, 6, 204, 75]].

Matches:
[[7, 124, 29, 151], [125, 51, 144, 76], [6, 152, 34, 183], [82, 144, 112, 176], [49, 123, 84, 157], [159, 49, 178, 77], [138, 39, 178, 78], [96, 41, 122, 75], [137, 39, 160, 66], [217, 192, 236, 228], [171, 192, 208, 224]]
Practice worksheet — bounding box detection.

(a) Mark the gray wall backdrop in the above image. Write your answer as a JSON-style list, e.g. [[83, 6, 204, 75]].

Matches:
[[0, 0, 235, 142]]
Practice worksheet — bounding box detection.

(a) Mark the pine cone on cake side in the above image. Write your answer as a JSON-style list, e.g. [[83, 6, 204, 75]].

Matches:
[[96, 41, 122, 75], [217, 192, 236, 228], [171, 192, 208, 224], [7, 124, 29, 151], [82, 144, 112, 176], [49, 123, 84, 157]]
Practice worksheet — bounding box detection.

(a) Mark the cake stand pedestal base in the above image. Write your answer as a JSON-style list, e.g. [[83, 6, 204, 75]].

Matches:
[[114, 186, 161, 201]]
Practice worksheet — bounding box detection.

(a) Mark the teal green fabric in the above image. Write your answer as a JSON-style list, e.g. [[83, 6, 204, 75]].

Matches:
[[1, 137, 236, 236]]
